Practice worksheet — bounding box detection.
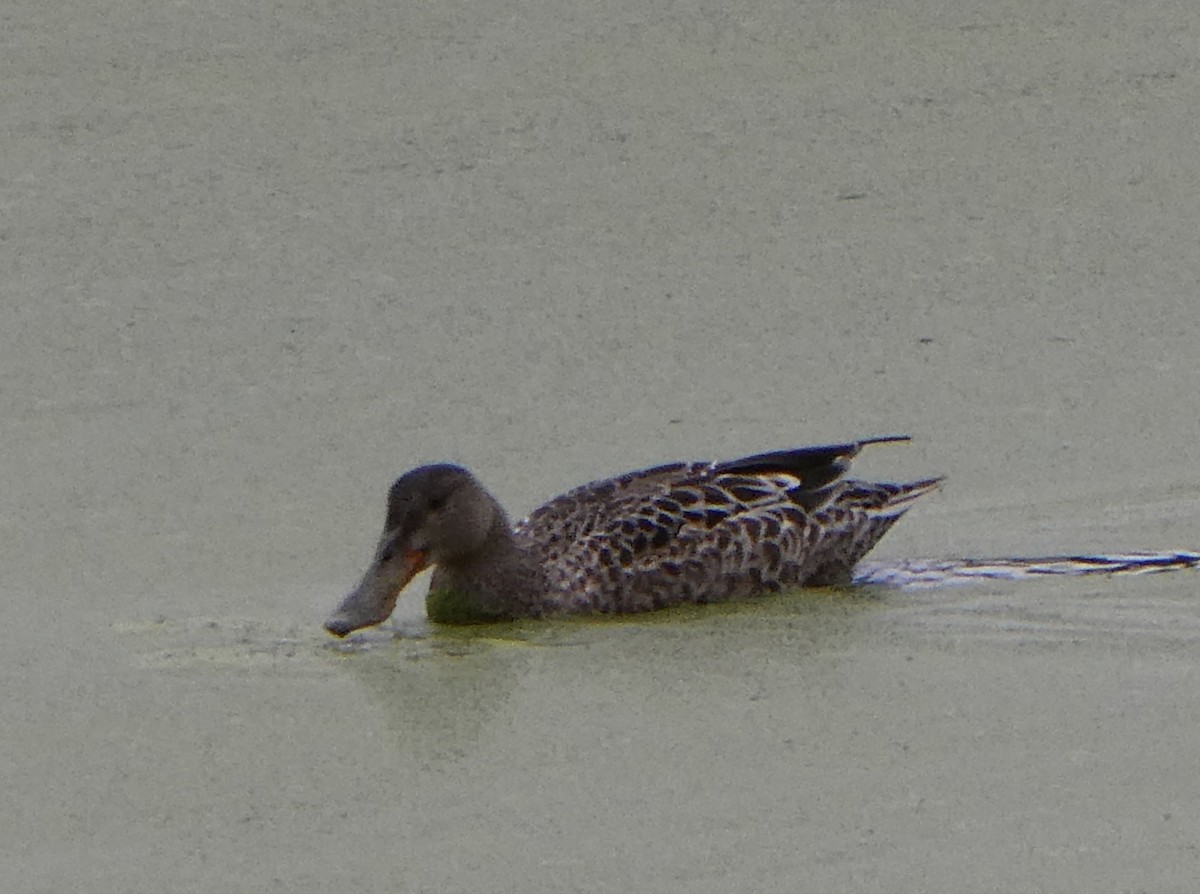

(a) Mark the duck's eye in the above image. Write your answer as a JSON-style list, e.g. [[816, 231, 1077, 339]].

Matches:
[[427, 494, 447, 512]]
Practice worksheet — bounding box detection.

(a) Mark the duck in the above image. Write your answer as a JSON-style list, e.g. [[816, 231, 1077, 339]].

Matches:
[[324, 436, 942, 634]]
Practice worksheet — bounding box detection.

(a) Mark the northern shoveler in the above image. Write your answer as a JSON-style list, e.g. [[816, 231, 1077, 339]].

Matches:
[[324, 436, 941, 633]]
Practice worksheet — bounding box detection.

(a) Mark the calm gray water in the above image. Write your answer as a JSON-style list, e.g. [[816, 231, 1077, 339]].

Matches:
[[5, 1, 1200, 891]]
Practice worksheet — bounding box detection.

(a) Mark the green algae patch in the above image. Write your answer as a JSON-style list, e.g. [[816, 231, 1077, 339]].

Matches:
[[425, 586, 503, 624]]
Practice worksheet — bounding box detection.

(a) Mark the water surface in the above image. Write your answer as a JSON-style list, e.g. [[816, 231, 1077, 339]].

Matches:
[[5, 0, 1200, 891]]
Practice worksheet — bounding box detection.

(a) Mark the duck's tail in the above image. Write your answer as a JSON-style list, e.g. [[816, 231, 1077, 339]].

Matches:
[[872, 476, 946, 518]]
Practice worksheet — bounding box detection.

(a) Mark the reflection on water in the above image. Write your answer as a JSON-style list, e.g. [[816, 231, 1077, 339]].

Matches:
[[320, 589, 883, 763], [116, 588, 890, 767]]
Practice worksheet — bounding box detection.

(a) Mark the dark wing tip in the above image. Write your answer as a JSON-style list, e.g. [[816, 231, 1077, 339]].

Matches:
[[714, 435, 911, 479], [855, 435, 911, 448]]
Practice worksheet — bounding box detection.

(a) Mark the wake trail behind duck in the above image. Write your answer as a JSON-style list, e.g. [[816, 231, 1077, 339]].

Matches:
[[854, 551, 1200, 589]]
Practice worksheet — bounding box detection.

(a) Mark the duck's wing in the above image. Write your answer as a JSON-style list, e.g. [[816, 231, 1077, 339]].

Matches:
[[518, 436, 910, 538], [515, 460, 709, 548], [518, 437, 937, 611]]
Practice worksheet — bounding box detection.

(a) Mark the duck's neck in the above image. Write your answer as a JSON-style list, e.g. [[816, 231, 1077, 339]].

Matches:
[[426, 522, 548, 623]]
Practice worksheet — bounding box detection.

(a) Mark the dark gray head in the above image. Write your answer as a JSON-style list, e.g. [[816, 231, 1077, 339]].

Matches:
[[380, 464, 501, 561], [324, 465, 505, 636]]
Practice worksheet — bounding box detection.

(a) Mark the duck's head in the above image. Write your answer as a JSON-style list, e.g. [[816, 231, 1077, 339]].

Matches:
[[324, 464, 501, 636]]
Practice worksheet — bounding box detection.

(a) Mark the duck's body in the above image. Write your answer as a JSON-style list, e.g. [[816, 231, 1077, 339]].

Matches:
[[325, 437, 941, 634]]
